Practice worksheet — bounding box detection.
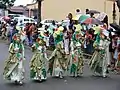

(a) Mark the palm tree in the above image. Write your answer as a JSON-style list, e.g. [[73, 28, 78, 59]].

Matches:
[[33, 0, 44, 26]]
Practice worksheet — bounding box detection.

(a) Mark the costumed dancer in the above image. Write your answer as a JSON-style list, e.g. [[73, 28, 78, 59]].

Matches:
[[68, 24, 84, 77], [30, 32, 48, 81], [48, 27, 67, 78], [3, 33, 25, 85], [89, 30, 110, 78]]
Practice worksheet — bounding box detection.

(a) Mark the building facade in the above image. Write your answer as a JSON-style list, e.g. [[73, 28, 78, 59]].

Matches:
[[26, 0, 119, 23]]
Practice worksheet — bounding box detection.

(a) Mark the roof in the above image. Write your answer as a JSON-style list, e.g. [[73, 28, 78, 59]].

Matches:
[[8, 6, 29, 13], [26, 2, 37, 6]]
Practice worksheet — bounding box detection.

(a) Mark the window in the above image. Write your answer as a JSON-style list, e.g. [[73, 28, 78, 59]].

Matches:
[[30, 19, 34, 22], [24, 19, 29, 21]]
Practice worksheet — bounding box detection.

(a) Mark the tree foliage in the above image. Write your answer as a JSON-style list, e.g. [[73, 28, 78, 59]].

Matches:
[[0, 0, 16, 9]]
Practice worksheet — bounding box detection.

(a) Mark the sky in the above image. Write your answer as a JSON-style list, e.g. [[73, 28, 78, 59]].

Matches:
[[14, 0, 32, 6]]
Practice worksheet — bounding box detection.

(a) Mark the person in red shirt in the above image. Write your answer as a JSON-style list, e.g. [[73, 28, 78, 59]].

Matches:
[[26, 23, 36, 46]]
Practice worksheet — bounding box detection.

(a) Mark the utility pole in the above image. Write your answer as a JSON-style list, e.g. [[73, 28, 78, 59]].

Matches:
[[116, 0, 120, 25], [113, 1, 116, 23], [107, 0, 117, 23]]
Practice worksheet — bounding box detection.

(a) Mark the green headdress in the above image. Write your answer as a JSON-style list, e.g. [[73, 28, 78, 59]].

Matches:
[[93, 33, 100, 47], [54, 32, 63, 45], [36, 34, 46, 46], [53, 26, 64, 45]]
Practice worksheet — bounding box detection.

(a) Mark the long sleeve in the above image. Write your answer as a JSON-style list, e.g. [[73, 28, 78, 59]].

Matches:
[[70, 41, 74, 54], [9, 43, 14, 54], [22, 44, 25, 58], [44, 46, 48, 60], [99, 40, 104, 50], [49, 49, 56, 61]]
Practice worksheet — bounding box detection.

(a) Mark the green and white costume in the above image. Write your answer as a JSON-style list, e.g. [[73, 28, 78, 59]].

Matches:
[[68, 32, 84, 77], [3, 40, 25, 84], [48, 42, 68, 78], [89, 34, 110, 77], [30, 42, 48, 81]]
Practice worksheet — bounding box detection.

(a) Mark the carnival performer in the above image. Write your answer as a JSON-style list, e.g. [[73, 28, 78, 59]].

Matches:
[[63, 27, 70, 55], [89, 31, 110, 78], [48, 27, 67, 78], [3, 33, 25, 85], [115, 44, 120, 73], [30, 32, 48, 81], [68, 24, 84, 77]]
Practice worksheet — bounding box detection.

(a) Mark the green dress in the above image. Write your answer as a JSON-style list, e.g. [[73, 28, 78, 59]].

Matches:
[[89, 38, 109, 77], [3, 42, 25, 82], [68, 38, 84, 77], [30, 43, 48, 81], [48, 42, 68, 78]]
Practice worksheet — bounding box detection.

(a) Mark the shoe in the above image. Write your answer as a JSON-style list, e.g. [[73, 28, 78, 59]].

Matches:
[[60, 75, 63, 79], [103, 75, 107, 78], [19, 81, 23, 85], [14, 80, 18, 84]]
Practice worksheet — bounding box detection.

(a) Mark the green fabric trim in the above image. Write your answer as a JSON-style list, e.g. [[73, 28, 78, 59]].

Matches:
[[70, 64, 77, 74], [35, 42, 39, 48], [55, 33, 63, 45], [30, 69, 36, 78], [42, 69, 47, 78]]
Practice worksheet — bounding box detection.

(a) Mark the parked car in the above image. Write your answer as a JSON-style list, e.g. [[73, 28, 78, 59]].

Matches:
[[40, 19, 61, 26], [13, 17, 37, 25]]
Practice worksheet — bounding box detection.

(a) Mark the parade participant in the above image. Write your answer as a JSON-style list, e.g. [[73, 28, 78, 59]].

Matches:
[[3, 33, 25, 85], [1, 22, 7, 40], [115, 44, 120, 73], [68, 25, 84, 77], [7, 22, 14, 43], [48, 28, 67, 78], [63, 26, 70, 55], [89, 30, 110, 78], [49, 32, 55, 50], [30, 33, 48, 81]]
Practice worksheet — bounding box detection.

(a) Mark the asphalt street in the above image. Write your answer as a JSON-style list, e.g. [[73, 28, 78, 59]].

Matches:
[[0, 42, 120, 90]]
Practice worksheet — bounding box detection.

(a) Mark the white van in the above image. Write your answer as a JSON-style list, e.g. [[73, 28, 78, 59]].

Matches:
[[14, 17, 37, 26]]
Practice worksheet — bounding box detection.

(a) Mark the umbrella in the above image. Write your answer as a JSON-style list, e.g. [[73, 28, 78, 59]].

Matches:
[[79, 15, 90, 23], [96, 12, 107, 21], [87, 10, 100, 14], [81, 18, 103, 25], [2, 16, 10, 20]]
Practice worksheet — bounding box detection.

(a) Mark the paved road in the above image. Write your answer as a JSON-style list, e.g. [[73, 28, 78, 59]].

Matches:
[[0, 42, 120, 90]]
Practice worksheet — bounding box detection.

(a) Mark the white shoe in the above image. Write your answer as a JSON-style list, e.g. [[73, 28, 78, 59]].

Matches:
[[34, 77, 37, 80], [19, 81, 23, 85], [103, 75, 107, 78], [60, 75, 63, 79]]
